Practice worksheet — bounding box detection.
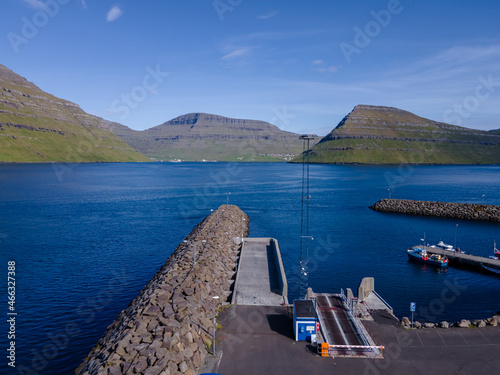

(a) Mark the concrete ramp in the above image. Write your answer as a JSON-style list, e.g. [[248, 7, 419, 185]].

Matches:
[[232, 238, 288, 306], [314, 293, 383, 358], [316, 294, 363, 347]]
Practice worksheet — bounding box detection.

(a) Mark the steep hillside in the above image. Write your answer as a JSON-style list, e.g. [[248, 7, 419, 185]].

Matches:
[[106, 113, 311, 162], [0, 64, 149, 162], [294, 105, 500, 164]]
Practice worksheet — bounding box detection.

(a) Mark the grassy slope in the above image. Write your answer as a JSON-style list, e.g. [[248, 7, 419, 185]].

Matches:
[[106, 114, 308, 162], [295, 105, 500, 164], [309, 139, 500, 164], [0, 65, 150, 163]]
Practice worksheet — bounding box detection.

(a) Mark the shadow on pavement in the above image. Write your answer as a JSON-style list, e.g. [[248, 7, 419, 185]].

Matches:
[[266, 312, 294, 339]]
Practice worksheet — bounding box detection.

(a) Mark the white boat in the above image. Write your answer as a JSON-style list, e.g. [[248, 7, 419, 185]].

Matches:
[[430, 241, 455, 251]]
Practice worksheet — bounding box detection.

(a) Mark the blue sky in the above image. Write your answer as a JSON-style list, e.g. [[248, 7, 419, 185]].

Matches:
[[1, 0, 500, 135]]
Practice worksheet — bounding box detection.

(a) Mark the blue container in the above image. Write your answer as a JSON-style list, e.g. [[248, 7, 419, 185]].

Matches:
[[293, 300, 317, 341]]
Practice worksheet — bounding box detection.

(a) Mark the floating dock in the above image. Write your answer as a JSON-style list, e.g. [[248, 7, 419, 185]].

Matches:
[[416, 246, 500, 272]]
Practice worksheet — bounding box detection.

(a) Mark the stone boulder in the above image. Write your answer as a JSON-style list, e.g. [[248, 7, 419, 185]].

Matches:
[[492, 315, 500, 325], [473, 319, 486, 328], [439, 321, 449, 329], [458, 319, 471, 328]]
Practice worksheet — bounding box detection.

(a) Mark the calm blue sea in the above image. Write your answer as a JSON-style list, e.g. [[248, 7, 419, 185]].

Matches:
[[0, 162, 499, 374]]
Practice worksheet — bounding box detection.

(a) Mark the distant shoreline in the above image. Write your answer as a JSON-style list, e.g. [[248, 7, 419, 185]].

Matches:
[[2, 160, 500, 165]]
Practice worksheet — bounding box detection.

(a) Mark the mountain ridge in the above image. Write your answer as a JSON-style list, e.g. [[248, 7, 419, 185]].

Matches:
[[295, 104, 500, 164], [105, 112, 312, 161], [0, 64, 150, 163], [3, 63, 498, 165]]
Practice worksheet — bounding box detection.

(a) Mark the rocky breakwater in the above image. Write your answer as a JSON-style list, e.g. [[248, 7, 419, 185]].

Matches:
[[369, 199, 500, 222], [75, 205, 249, 375], [400, 312, 500, 329]]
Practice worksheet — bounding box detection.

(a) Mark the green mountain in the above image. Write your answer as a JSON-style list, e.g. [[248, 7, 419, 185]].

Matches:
[[294, 105, 500, 164], [104, 113, 310, 162], [0, 64, 149, 162]]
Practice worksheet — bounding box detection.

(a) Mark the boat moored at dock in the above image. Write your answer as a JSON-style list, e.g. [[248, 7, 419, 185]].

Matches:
[[407, 247, 449, 268], [429, 240, 464, 252], [482, 264, 500, 275], [414, 244, 500, 274], [434, 241, 454, 250]]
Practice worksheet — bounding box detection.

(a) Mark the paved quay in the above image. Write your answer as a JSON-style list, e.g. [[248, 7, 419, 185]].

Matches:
[[231, 238, 287, 306], [423, 245, 500, 270], [203, 306, 500, 375]]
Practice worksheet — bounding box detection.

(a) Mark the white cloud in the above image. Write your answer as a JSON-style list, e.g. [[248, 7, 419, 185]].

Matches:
[[224, 30, 323, 45], [422, 45, 500, 67], [80, 0, 87, 9], [390, 45, 500, 82], [312, 60, 338, 73], [221, 47, 253, 60], [257, 11, 279, 20], [106, 5, 123, 22], [218, 30, 323, 66]]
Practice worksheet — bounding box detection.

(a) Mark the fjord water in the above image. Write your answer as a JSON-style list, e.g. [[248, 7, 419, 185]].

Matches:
[[1, 163, 499, 374]]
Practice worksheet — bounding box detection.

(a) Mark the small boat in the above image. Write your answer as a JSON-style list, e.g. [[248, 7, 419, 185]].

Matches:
[[430, 241, 455, 251], [482, 264, 500, 275], [407, 247, 449, 268], [429, 241, 466, 253]]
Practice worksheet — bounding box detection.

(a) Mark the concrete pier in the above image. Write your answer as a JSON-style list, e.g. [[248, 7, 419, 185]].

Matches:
[[356, 277, 394, 316], [417, 246, 500, 271], [232, 238, 288, 306]]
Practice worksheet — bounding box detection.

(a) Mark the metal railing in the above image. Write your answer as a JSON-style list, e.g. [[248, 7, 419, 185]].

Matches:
[[340, 291, 382, 356], [314, 292, 384, 358], [373, 290, 393, 312], [340, 288, 347, 305], [319, 343, 384, 358], [345, 306, 371, 347]]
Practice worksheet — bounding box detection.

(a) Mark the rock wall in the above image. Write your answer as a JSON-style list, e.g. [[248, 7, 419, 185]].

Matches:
[[369, 199, 500, 222], [400, 313, 500, 329], [74, 205, 249, 375]]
